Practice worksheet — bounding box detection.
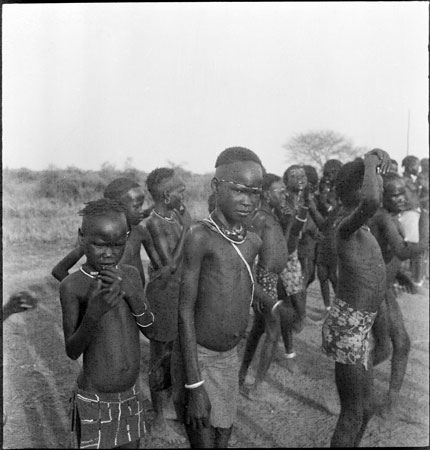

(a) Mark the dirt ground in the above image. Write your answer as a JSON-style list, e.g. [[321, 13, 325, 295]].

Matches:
[[2, 242, 429, 448]]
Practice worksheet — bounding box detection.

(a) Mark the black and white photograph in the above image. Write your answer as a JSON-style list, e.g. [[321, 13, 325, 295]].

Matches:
[[2, 2, 429, 448]]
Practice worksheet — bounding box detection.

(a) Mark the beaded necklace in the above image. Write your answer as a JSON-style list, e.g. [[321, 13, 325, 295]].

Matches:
[[152, 209, 175, 223], [80, 266, 99, 279], [205, 213, 246, 244]]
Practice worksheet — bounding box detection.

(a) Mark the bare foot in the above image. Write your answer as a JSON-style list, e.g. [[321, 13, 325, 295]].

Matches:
[[150, 419, 186, 444], [240, 383, 265, 401], [284, 356, 300, 374]]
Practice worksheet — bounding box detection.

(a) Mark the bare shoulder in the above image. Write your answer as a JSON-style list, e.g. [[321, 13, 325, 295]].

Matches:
[[59, 270, 87, 300], [247, 229, 263, 249], [119, 263, 141, 280]]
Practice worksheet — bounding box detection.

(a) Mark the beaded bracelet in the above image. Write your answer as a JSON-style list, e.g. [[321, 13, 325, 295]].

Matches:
[[185, 380, 205, 389], [136, 311, 154, 328], [131, 303, 147, 317], [295, 215, 307, 223]]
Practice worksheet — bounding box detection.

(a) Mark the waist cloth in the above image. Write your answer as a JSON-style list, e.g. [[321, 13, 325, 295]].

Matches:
[[68, 383, 145, 449], [256, 264, 279, 301], [321, 297, 377, 370], [171, 339, 239, 429], [279, 249, 304, 295]]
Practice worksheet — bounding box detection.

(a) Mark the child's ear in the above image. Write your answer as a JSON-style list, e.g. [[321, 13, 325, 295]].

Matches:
[[163, 190, 171, 205], [211, 177, 219, 194], [78, 228, 84, 246]]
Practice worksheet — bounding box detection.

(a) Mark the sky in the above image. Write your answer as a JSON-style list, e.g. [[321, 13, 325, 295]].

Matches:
[[2, 2, 429, 175]]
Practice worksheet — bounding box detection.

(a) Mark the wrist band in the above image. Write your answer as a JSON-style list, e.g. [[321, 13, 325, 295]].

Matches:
[[285, 352, 296, 359], [295, 215, 307, 223], [136, 311, 154, 327], [185, 380, 205, 389], [132, 303, 147, 317]]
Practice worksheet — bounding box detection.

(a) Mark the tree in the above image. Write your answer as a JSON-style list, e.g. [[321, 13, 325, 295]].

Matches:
[[283, 130, 365, 172]]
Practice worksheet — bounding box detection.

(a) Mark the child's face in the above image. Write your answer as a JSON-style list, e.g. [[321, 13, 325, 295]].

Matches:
[[80, 212, 129, 272], [214, 160, 263, 227], [166, 175, 186, 212], [122, 187, 145, 226], [267, 181, 286, 211], [286, 168, 307, 193], [323, 166, 340, 183], [406, 160, 420, 176], [383, 178, 407, 213]]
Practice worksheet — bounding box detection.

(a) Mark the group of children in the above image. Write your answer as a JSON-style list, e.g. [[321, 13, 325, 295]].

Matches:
[[53, 146, 428, 448]]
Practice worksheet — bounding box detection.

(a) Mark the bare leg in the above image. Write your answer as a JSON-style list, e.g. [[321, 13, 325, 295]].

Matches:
[[328, 261, 338, 297], [185, 423, 216, 448], [247, 310, 281, 398], [372, 298, 391, 367], [239, 311, 265, 388], [279, 303, 299, 373], [317, 263, 331, 309], [381, 288, 411, 417], [290, 291, 306, 333], [214, 426, 233, 448], [149, 340, 184, 444], [331, 362, 374, 448]]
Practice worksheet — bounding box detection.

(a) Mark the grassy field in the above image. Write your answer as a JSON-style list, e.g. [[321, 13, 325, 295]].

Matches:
[[2, 166, 212, 246]]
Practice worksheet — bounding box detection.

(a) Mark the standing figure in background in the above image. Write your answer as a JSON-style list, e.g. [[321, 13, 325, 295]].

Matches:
[[369, 172, 426, 419], [144, 167, 191, 444], [399, 155, 422, 285], [417, 158, 429, 282], [239, 173, 295, 400], [298, 165, 320, 290]]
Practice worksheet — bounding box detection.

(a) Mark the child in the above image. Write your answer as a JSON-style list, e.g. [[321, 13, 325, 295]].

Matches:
[[172, 147, 272, 448], [369, 172, 426, 418], [279, 164, 309, 334], [144, 167, 191, 444], [52, 178, 160, 285], [321, 149, 390, 447], [298, 165, 320, 289], [60, 198, 154, 449], [399, 155, 422, 284], [238, 173, 295, 400], [308, 181, 342, 313]]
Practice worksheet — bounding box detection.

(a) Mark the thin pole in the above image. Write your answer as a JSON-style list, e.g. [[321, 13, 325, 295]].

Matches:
[[406, 109, 410, 155]]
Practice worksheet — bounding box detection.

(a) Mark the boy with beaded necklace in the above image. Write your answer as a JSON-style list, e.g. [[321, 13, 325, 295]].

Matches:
[[172, 147, 274, 448], [60, 198, 154, 449], [144, 167, 191, 444]]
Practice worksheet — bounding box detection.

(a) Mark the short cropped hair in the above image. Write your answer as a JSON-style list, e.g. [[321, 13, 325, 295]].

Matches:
[[303, 165, 319, 187], [335, 158, 364, 206], [323, 159, 343, 174], [382, 171, 402, 190], [215, 147, 263, 169], [402, 155, 419, 168], [283, 165, 303, 185], [104, 178, 140, 200], [79, 198, 128, 217], [146, 167, 175, 201], [262, 173, 281, 192]]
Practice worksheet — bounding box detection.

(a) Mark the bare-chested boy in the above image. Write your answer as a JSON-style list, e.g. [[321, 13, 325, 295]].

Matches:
[[279, 165, 309, 334], [144, 168, 191, 443], [238, 173, 295, 399], [321, 149, 390, 447], [369, 172, 426, 418], [172, 147, 273, 448], [60, 199, 154, 449], [52, 178, 160, 284]]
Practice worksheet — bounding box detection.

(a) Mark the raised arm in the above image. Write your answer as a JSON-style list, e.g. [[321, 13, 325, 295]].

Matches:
[[52, 246, 85, 281], [177, 226, 211, 428], [338, 149, 390, 239]]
